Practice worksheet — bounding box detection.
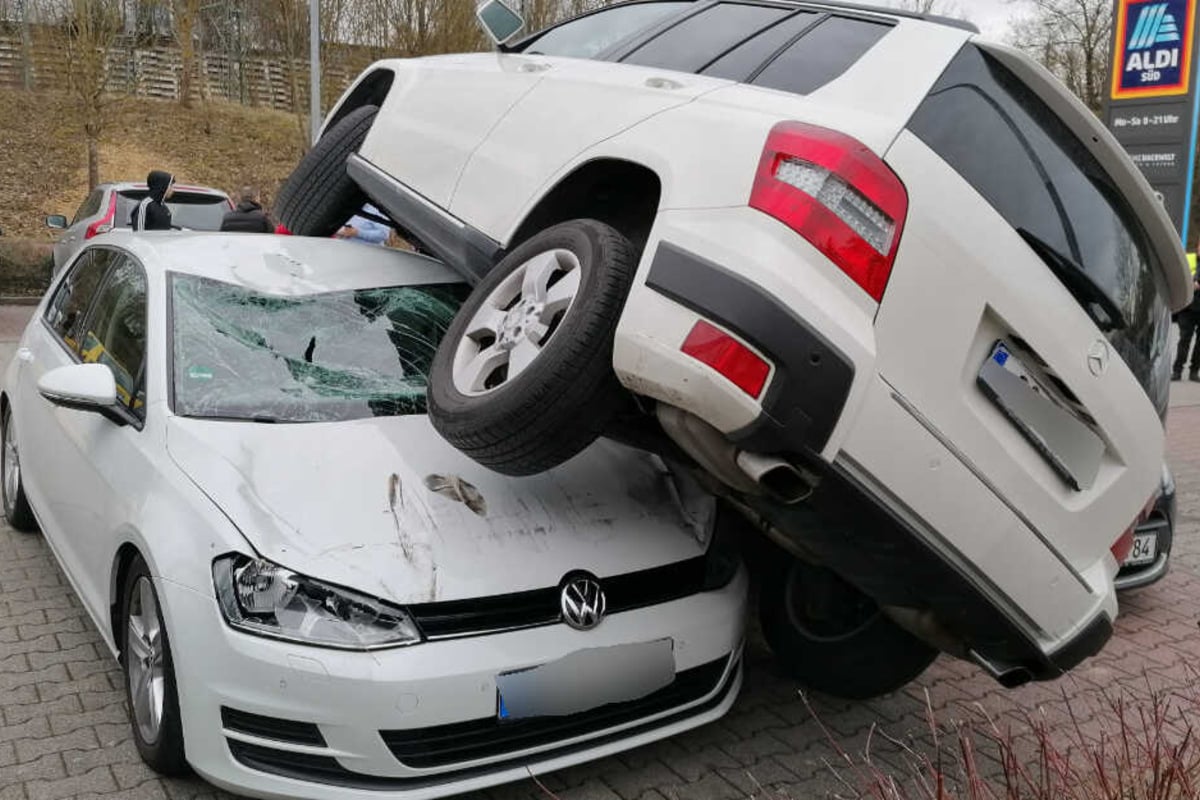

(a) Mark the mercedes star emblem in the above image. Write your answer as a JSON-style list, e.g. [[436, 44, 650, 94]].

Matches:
[[1087, 339, 1110, 377]]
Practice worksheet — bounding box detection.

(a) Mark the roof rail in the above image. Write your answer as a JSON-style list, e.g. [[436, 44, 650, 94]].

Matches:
[[790, 1, 980, 34]]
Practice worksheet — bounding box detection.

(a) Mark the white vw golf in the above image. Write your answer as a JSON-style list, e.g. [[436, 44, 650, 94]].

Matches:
[[1, 232, 746, 799]]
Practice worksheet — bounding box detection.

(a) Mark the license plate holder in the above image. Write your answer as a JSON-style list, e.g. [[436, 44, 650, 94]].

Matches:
[[496, 639, 675, 721]]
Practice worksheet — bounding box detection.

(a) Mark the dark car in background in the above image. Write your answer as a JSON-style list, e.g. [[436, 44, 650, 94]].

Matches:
[[46, 182, 232, 272]]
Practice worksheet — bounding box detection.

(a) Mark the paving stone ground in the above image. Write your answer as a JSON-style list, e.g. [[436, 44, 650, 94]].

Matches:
[[2, 302, 1199, 800]]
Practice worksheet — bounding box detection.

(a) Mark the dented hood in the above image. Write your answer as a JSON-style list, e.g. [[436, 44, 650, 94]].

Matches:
[[165, 414, 712, 604]]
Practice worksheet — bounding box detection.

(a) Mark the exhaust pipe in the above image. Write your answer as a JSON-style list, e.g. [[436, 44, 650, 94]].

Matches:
[[969, 649, 1035, 689], [735, 451, 815, 505]]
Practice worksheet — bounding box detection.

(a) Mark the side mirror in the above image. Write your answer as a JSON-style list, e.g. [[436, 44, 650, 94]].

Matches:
[[46, 215, 68, 230], [476, 0, 525, 46], [37, 364, 127, 425]]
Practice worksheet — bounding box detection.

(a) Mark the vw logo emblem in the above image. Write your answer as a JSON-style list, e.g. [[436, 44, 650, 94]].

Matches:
[[560, 574, 606, 631], [1087, 339, 1110, 377]]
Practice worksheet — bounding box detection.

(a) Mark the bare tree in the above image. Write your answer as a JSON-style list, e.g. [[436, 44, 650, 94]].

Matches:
[[889, 0, 962, 15], [170, 0, 201, 107], [44, 0, 124, 189], [1008, 0, 1112, 113]]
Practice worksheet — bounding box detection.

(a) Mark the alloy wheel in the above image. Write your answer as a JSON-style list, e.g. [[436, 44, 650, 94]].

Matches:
[[451, 249, 582, 396]]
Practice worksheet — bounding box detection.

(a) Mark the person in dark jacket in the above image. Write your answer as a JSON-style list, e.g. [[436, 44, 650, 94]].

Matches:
[[130, 170, 175, 231], [220, 186, 274, 233], [1172, 252, 1200, 381]]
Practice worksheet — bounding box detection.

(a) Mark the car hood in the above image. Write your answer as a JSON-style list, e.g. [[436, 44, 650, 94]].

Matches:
[[166, 415, 713, 605]]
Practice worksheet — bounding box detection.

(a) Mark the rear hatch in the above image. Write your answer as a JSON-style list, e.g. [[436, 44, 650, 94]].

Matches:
[[116, 188, 231, 231], [874, 42, 1179, 587]]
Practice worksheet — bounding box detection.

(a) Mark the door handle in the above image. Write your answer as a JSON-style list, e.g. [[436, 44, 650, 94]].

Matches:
[[16, 348, 33, 363], [645, 77, 684, 90], [518, 61, 551, 73]]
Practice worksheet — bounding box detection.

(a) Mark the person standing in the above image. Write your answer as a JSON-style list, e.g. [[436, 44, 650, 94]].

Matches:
[[220, 186, 274, 233], [1172, 251, 1200, 381], [130, 170, 175, 231], [336, 204, 390, 246]]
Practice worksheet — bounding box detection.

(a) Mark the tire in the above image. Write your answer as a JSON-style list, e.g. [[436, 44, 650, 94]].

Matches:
[[2, 407, 37, 532], [120, 556, 188, 776], [275, 105, 377, 236], [428, 219, 637, 476], [759, 556, 937, 700]]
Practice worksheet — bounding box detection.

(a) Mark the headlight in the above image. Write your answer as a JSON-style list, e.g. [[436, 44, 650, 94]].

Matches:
[[212, 554, 422, 649]]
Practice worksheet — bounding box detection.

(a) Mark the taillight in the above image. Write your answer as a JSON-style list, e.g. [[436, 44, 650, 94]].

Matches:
[[749, 121, 908, 302], [681, 320, 771, 398], [1110, 526, 1135, 564], [85, 194, 117, 239]]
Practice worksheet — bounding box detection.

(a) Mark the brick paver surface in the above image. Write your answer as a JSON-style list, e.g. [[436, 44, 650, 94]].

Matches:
[[2, 299, 1198, 799]]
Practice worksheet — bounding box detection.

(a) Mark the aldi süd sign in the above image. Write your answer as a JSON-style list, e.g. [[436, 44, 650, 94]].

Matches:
[[1112, 0, 1197, 99]]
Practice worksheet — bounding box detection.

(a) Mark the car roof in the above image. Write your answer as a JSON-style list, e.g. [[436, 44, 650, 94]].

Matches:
[[99, 182, 229, 197], [781, 1, 978, 33], [87, 232, 463, 294]]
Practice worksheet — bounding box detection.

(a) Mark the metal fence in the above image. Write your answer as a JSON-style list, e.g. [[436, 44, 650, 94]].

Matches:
[[0, 34, 378, 111]]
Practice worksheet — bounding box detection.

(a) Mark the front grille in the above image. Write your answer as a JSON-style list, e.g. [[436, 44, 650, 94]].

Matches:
[[381, 655, 729, 768], [407, 554, 717, 640], [227, 654, 739, 790], [221, 707, 325, 746]]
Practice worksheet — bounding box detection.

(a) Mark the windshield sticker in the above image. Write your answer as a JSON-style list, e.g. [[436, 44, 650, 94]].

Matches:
[[187, 365, 214, 380]]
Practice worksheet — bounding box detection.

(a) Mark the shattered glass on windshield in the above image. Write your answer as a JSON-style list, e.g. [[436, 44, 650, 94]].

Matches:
[[171, 274, 469, 422]]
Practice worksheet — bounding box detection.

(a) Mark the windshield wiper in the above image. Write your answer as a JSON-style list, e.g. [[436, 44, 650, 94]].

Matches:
[[1017, 228, 1127, 332], [183, 414, 287, 424]]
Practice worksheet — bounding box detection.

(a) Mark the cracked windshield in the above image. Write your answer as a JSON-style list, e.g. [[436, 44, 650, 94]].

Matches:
[[171, 274, 469, 422]]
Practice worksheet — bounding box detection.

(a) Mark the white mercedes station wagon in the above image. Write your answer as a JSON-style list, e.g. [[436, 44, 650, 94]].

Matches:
[[1, 233, 747, 800], [275, 0, 1193, 699]]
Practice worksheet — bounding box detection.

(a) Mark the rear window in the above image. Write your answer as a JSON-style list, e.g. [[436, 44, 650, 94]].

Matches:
[[623, 3, 790, 73], [522, 1, 690, 59], [751, 16, 892, 95], [117, 191, 230, 231], [909, 44, 1172, 415]]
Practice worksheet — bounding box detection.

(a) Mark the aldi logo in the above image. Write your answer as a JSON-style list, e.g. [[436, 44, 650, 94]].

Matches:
[[1112, 0, 1197, 99]]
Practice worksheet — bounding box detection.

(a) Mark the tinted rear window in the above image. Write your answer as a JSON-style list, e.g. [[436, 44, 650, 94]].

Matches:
[[623, 3, 790, 73], [752, 16, 891, 95], [702, 11, 820, 81], [523, 2, 690, 59], [909, 45, 1171, 415], [117, 191, 229, 232]]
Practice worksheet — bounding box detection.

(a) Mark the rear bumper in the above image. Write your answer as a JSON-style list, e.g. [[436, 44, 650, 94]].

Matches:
[[1114, 466, 1175, 591], [616, 209, 1120, 685]]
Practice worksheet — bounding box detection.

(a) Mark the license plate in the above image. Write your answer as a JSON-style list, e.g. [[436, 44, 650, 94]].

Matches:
[[1126, 532, 1158, 567], [977, 342, 1104, 491], [496, 639, 675, 720]]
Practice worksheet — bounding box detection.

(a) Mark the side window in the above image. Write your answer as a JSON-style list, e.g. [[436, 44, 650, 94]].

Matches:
[[623, 3, 790, 73], [44, 248, 115, 354], [752, 16, 891, 95], [71, 190, 104, 226], [522, 1, 691, 59], [78, 254, 148, 417], [701, 11, 820, 81]]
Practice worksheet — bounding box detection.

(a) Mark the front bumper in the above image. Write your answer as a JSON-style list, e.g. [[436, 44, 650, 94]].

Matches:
[[156, 567, 747, 800]]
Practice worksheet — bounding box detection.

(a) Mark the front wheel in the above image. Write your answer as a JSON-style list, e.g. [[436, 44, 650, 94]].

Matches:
[[274, 104, 377, 236], [427, 219, 637, 476], [121, 556, 188, 776], [2, 406, 37, 532], [759, 557, 937, 699]]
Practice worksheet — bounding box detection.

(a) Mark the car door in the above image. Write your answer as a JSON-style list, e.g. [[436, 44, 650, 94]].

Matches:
[[450, 2, 785, 240], [16, 248, 150, 624]]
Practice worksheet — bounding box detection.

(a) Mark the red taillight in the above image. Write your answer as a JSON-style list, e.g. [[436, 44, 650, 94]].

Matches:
[[1110, 526, 1135, 564], [85, 194, 117, 239], [681, 320, 771, 398], [749, 121, 908, 302]]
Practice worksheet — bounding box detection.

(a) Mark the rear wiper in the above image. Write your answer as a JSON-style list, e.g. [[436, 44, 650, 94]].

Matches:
[[1017, 228, 1127, 332]]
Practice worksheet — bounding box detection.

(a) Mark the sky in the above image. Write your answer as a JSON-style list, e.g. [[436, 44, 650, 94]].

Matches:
[[962, 0, 1032, 38]]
